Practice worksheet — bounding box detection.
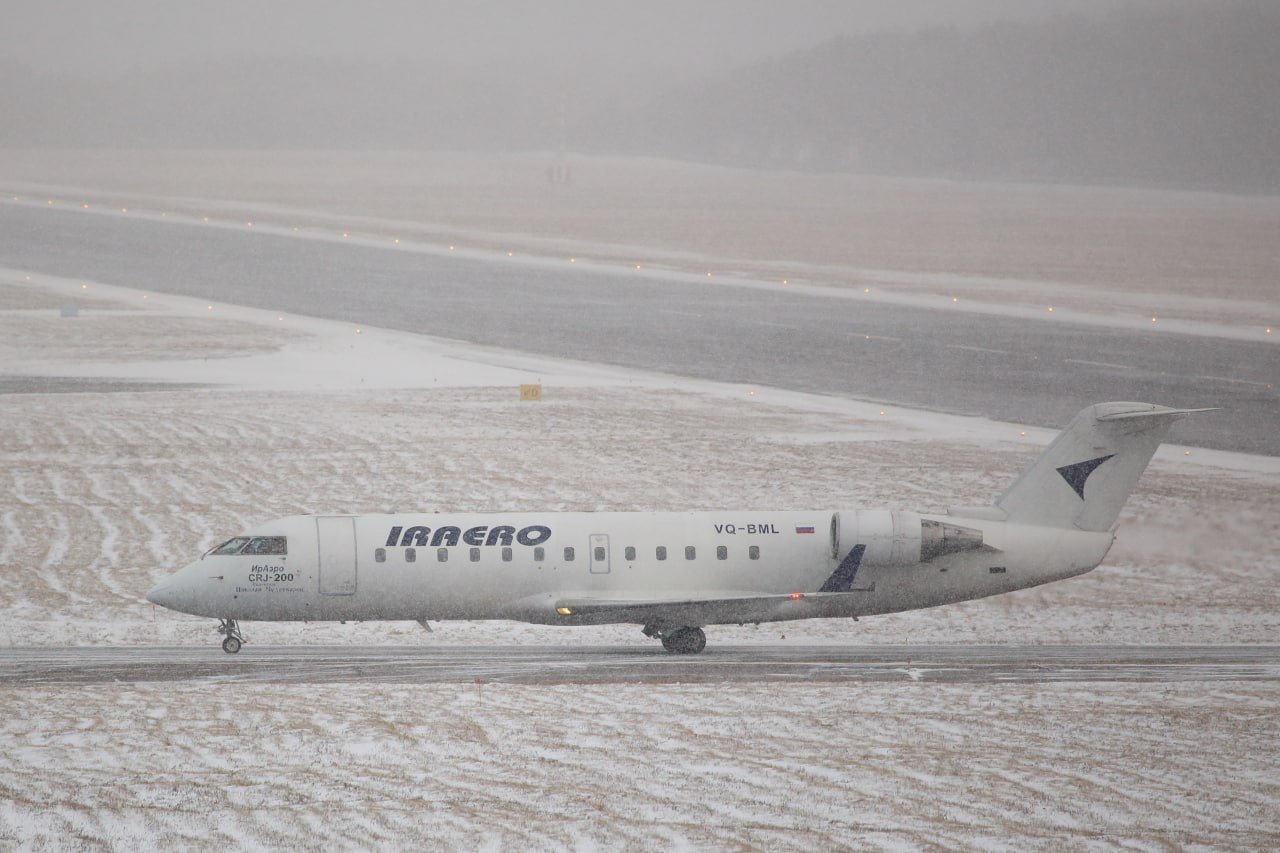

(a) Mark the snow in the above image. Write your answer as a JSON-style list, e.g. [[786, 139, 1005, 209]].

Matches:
[[2, 682, 1277, 848], [2, 268, 1277, 652], [1, 158, 1278, 846]]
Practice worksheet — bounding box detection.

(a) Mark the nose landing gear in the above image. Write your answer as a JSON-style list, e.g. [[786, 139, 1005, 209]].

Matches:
[[218, 618, 245, 654]]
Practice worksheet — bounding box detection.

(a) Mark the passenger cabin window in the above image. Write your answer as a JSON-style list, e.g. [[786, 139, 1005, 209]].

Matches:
[[374, 548, 386, 563], [564, 546, 575, 562], [405, 547, 416, 563], [534, 547, 545, 562], [242, 536, 287, 555], [502, 547, 513, 562], [656, 546, 667, 561], [716, 545, 728, 560], [594, 546, 606, 562], [437, 548, 449, 562], [470, 547, 481, 562], [749, 545, 760, 560], [685, 546, 696, 560], [211, 537, 251, 555], [624, 546, 636, 561]]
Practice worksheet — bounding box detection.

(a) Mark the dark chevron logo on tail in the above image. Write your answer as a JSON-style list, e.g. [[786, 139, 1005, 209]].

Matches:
[[1056, 454, 1115, 499]]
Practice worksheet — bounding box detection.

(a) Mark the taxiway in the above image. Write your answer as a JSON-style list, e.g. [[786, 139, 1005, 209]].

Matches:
[[3, 644, 1276, 686], [1, 204, 1275, 453]]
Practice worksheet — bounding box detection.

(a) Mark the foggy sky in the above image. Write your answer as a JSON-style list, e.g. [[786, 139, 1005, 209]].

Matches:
[[12, 0, 1171, 77], [8, 0, 1271, 193]]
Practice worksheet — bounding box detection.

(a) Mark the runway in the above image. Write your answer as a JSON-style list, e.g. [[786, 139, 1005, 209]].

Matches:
[[3, 644, 1277, 686], [1, 205, 1276, 453]]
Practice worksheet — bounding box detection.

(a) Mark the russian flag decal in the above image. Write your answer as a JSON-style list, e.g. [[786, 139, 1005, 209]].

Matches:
[[795, 525, 815, 534]]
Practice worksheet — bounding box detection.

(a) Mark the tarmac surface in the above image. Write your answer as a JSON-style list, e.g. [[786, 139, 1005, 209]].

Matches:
[[3, 644, 1277, 686], [2, 204, 1276, 453]]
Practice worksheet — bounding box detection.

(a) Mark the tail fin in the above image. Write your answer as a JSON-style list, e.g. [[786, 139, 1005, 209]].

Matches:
[[996, 402, 1211, 532]]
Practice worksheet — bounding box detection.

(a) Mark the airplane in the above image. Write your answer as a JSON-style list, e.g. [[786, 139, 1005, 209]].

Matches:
[[146, 401, 1207, 654]]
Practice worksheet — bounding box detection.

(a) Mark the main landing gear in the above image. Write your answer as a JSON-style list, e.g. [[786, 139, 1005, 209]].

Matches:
[[218, 618, 245, 654], [643, 624, 707, 655]]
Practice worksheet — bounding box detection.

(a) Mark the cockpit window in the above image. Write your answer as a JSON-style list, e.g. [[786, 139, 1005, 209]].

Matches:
[[210, 537, 251, 555], [242, 536, 288, 555]]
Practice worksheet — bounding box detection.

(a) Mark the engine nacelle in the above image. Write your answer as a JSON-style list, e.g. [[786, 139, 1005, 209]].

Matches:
[[831, 510, 984, 565]]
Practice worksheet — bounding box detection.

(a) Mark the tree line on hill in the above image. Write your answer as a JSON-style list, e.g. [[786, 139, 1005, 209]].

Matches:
[[3, 3, 1276, 193]]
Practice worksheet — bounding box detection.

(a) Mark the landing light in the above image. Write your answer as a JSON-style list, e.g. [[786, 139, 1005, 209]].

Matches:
[[782, 279, 789, 285], [864, 288, 870, 293], [634, 264, 641, 269], [952, 297, 958, 303], [121, 208, 128, 213], [1151, 316, 1157, 323], [1267, 328, 1273, 334], [82, 203, 89, 209], [556, 606, 573, 615], [342, 232, 349, 238], [789, 593, 803, 600], [1047, 305, 1054, 312], [81, 283, 87, 289]]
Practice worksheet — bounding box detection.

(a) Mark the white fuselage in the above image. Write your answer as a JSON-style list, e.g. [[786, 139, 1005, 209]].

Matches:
[[148, 509, 1114, 627]]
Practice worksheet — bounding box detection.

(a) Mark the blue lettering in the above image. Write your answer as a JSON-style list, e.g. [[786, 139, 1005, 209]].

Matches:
[[400, 526, 430, 547], [431, 526, 461, 547], [485, 525, 516, 546], [517, 525, 551, 546]]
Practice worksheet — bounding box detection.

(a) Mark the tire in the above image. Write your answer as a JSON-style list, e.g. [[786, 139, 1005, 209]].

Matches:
[[222, 636, 242, 654], [662, 627, 706, 655]]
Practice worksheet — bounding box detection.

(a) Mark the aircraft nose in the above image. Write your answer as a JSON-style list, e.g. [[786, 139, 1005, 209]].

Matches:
[[146, 580, 175, 608]]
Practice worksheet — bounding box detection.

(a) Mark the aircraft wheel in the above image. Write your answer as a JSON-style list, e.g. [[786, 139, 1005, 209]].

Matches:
[[661, 627, 706, 655], [221, 636, 242, 654]]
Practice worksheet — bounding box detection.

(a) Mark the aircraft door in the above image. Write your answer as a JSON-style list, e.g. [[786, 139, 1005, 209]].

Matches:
[[316, 516, 357, 595], [589, 533, 611, 574]]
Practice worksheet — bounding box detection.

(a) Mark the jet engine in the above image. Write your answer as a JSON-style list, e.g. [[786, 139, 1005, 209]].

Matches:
[[830, 510, 984, 565]]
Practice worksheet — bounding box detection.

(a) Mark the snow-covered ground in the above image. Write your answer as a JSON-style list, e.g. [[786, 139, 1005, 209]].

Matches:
[[5, 681, 1278, 849], [3, 269, 1277, 649], [2, 249, 1278, 845]]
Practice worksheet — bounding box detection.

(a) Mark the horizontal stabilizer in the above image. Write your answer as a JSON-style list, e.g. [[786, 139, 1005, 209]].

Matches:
[[1094, 405, 1219, 421]]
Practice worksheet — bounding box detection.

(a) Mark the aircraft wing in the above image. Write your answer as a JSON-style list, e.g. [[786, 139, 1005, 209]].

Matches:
[[547, 588, 873, 626]]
